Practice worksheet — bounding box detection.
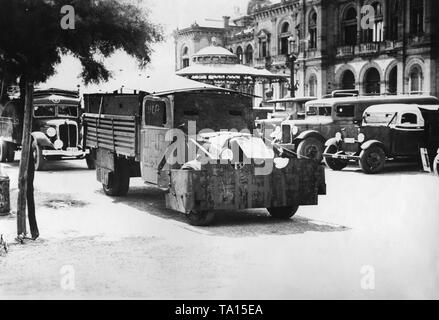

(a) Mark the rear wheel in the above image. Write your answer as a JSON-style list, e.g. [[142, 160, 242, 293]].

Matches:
[[102, 159, 130, 196], [32, 141, 46, 171], [324, 145, 348, 171], [267, 206, 299, 220], [187, 210, 216, 226], [359, 146, 386, 174], [297, 138, 324, 163]]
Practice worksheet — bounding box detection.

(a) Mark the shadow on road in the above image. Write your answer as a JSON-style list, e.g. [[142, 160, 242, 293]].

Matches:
[[107, 185, 348, 237]]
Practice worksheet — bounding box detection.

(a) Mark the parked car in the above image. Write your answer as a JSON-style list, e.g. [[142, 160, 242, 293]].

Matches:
[[323, 104, 439, 174], [278, 94, 439, 162]]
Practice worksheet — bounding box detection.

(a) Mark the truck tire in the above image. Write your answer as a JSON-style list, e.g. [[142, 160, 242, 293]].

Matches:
[[297, 138, 324, 163], [187, 210, 216, 226], [102, 160, 130, 196], [267, 206, 299, 220], [0, 141, 8, 162], [324, 145, 348, 171], [85, 150, 96, 170], [359, 146, 386, 174], [6, 143, 15, 163], [32, 141, 46, 171]]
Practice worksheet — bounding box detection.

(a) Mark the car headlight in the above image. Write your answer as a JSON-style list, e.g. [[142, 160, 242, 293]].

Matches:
[[220, 149, 234, 161], [292, 126, 299, 136], [46, 127, 56, 138], [358, 133, 366, 143], [335, 132, 342, 141], [54, 139, 64, 150]]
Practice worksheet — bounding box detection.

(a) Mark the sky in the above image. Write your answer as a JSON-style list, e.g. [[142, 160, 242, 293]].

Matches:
[[43, 0, 252, 93]]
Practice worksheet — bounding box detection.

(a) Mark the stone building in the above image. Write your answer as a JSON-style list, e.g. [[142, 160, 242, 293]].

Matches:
[[174, 0, 439, 102]]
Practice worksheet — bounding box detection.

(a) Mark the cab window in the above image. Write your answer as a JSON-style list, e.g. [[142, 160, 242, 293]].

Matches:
[[335, 105, 355, 117], [144, 100, 167, 126], [58, 105, 78, 117], [34, 105, 56, 117], [307, 106, 332, 116], [400, 113, 418, 125]]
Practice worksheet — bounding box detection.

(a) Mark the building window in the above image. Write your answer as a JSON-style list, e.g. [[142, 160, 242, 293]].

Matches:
[[261, 41, 268, 57], [364, 67, 381, 94], [308, 74, 317, 97], [309, 11, 317, 49], [181, 46, 190, 68], [388, 0, 401, 40], [236, 46, 243, 64], [410, 0, 424, 34], [342, 6, 358, 46], [409, 65, 423, 92], [245, 45, 254, 65], [362, 2, 383, 43], [341, 70, 356, 90], [388, 66, 398, 94], [279, 22, 291, 55]]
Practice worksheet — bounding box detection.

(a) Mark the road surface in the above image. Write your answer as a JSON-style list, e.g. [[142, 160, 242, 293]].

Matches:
[[0, 158, 438, 299]]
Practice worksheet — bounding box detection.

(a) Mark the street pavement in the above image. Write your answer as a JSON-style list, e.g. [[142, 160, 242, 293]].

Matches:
[[0, 157, 438, 299]]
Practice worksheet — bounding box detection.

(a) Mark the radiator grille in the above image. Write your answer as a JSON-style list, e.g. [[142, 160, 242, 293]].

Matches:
[[59, 124, 77, 149]]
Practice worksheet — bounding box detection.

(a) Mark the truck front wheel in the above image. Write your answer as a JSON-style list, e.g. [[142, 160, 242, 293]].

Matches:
[[102, 160, 130, 196], [324, 145, 348, 171], [433, 154, 439, 176], [297, 138, 324, 163], [32, 141, 46, 171], [86, 150, 96, 170], [359, 146, 386, 174], [187, 210, 216, 226], [267, 206, 299, 220]]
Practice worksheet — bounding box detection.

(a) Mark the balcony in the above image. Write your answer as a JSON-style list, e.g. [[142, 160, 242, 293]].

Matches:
[[255, 57, 271, 69], [357, 42, 380, 54], [336, 45, 355, 57], [271, 55, 288, 68]]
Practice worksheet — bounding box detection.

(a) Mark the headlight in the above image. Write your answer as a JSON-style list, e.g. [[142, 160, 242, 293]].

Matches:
[[46, 127, 56, 138], [335, 132, 342, 141], [358, 133, 366, 143], [220, 149, 234, 161], [292, 126, 299, 136], [54, 139, 64, 150]]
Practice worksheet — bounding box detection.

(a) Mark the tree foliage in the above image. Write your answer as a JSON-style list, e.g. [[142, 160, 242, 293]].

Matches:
[[0, 0, 163, 85]]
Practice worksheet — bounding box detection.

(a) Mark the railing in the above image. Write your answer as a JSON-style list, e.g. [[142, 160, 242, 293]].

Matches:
[[336, 45, 355, 57], [358, 42, 380, 54]]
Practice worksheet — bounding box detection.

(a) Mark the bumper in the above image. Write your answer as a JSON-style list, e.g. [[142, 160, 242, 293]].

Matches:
[[43, 148, 89, 158]]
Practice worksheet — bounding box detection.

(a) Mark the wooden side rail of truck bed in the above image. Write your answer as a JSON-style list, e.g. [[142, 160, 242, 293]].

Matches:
[[83, 113, 139, 159]]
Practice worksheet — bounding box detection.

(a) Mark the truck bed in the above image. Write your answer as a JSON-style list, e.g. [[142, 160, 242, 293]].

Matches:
[[83, 113, 139, 159]]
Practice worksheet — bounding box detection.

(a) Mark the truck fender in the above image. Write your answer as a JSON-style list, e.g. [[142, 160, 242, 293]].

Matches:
[[294, 130, 325, 144], [361, 140, 386, 152], [325, 138, 339, 147], [31, 132, 53, 148]]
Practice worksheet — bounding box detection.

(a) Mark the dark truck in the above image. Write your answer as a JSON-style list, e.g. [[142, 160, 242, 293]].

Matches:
[[83, 81, 326, 226], [0, 88, 92, 170]]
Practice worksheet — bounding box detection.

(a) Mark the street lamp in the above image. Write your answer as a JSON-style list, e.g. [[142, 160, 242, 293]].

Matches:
[[288, 36, 297, 98]]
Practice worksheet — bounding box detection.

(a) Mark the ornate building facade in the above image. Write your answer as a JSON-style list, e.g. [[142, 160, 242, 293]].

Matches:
[[174, 0, 439, 102]]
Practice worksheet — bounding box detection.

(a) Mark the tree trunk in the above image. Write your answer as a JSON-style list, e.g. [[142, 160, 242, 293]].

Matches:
[[17, 80, 34, 237]]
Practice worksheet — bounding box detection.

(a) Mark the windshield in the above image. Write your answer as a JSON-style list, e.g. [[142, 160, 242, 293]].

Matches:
[[307, 106, 332, 116], [58, 105, 79, 117], [363, 112, 397, 125], [34, 105, 56, 117]]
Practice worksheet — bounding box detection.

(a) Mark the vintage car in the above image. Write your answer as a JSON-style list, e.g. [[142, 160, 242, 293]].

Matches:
[[277, 94, 439, 163], [323, 104, 439, 174]]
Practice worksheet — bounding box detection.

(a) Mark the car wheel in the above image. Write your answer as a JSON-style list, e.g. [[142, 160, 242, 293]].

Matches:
[[359, 146, 386, 174], [433, 154, 439, 176], [102, 159, 130, 196], [32, 141, 46, 171], [85, 152, 96, 170], [297, 138, 324, 163], [0, 141, 8, 163], [324, 145, 348, 171], [187, 210, 216, 226], [267, 206, 299, 220]]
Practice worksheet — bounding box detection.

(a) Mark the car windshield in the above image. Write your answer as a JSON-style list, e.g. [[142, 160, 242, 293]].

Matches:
[[307, 106, 332, 116], [58, 105, 79, 117], [34, 105, 56, 117], [363, 112, 397, 125]]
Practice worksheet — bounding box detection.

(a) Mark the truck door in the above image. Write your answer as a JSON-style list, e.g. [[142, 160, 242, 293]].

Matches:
[[391, 111, 424, 156], [140, 96, 173, 185]]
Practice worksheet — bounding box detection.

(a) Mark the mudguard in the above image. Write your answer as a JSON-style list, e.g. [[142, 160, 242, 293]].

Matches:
[[361, 140, 386, 152], [295, 130, 325, 144], [31, 132, 53, 148], [325, 138, 339, 147]]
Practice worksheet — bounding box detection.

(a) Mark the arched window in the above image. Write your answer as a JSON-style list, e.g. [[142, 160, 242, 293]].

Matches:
[[236, 46, 243, 64], [410, 0, 424, 34], [342, 6, 358, 46], [181, 46, 190, 68], [388, 66, 398, 94], [341, 70, 356, 90], [308, 74, 317, 97], [364, 67, 381, 94], [309, 11, 317, 49], [362, 2, 384, 43], [409, 65, 423, 92], [279, 22, 291, 55], [245, 45, 254, 65]]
